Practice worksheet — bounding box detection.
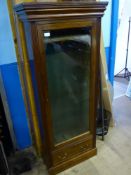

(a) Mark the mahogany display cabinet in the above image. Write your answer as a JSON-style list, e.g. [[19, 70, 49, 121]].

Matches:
[[14, 1, 107, 174]]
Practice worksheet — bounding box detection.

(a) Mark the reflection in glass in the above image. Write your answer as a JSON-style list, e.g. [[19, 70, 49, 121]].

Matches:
[[44, 28, 91, 144]]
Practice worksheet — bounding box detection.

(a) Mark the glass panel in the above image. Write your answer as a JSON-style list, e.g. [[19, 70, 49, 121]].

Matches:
[[44, 27, 91, 144]]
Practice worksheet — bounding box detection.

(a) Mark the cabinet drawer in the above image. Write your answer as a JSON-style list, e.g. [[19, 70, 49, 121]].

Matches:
[[52, 139, 93, 165]]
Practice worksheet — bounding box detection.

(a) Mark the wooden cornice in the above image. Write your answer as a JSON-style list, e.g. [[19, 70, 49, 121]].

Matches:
[[14, 1, 108, 21]]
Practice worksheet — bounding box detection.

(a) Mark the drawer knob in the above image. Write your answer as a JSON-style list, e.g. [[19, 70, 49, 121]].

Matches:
[[80, 144, 89, 151], [58, 153, 68, 160]]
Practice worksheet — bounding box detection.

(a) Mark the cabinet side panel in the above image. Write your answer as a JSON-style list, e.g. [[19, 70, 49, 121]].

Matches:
[[16, 20, 43, 155], [23, 22, 45, 144]]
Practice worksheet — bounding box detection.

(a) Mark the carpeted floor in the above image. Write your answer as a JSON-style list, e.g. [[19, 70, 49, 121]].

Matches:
[[21, 95, 131, 175]]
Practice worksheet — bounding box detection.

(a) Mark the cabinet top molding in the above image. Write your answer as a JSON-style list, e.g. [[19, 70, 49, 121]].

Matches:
[[14, 1, 108, 21]]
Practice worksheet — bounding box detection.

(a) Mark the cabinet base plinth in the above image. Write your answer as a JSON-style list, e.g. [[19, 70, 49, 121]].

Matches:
[[48, 148, 97, 175]]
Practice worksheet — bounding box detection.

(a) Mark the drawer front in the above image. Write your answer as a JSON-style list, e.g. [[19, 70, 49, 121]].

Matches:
[[52, 138, 93, 165]]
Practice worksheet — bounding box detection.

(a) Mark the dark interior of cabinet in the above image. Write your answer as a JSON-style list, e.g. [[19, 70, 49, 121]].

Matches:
[[0, 95, 13, 156]]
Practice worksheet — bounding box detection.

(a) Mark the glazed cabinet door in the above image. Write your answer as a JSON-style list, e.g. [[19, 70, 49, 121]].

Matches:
[[32, 20, 99, 166]]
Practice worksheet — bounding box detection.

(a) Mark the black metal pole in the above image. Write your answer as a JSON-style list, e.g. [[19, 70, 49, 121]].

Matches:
[[99, 71, 105, 141], [125, 17, 131, 70]]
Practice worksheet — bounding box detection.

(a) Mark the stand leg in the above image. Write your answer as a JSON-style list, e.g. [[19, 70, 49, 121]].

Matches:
[[115, 68, 125, 76], [115, 68, 131, 80]]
